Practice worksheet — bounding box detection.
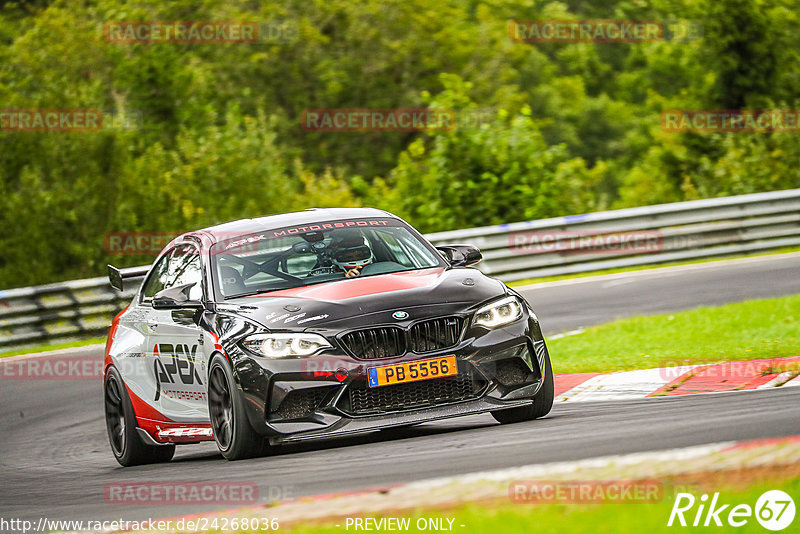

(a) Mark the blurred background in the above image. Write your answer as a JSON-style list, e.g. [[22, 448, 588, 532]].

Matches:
[[2, 0, 799, 287]]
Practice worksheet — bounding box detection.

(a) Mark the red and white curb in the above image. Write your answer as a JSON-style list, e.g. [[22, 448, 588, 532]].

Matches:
[[555, 356, 800, 403], [555, 365, 702, 402]]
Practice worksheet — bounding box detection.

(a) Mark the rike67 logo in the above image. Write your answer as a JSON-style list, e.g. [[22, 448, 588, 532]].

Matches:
[[668, 490, 795, 530]]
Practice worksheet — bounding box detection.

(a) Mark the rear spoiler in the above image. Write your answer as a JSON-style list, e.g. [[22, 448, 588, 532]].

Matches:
[[108, 264, 150, 291]]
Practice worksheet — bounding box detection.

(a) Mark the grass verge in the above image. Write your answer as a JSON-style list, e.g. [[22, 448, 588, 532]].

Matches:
[[282, 474, 799, 534], [0, 336, 106, 358], [546, 294, 800, 374]]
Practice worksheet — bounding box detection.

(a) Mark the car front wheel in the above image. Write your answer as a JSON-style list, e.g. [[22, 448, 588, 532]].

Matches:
[[208, 354, 268, 461], [491, 345, 554, 424]]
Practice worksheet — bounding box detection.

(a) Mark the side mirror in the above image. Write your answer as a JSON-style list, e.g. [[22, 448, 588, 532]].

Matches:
[[436, 244, 482, 267], [152, 283, 204, 310]]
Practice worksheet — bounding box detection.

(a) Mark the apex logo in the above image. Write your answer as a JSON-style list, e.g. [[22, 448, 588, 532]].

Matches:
[[153, 344, 203, 401]]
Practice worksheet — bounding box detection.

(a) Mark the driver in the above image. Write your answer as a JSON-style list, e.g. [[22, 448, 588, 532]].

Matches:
[[331, 232, 374, 277]]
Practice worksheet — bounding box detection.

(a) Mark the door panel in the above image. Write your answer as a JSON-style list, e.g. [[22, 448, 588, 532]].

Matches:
[[146, 244, 211, 421], [149, 309, 210, 421]]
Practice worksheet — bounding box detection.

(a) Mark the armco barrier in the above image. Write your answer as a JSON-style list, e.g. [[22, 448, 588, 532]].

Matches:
[[2, 189, 800, 352], [425, 188, 800, 281], [0, 277, 138, 352]]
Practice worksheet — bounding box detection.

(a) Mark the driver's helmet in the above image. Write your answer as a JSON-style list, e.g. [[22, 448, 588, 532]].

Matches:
[[331, 232, 374, 271]]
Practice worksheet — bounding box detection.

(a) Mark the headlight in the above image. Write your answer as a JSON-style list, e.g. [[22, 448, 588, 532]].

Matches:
[[242, 333, 332, 358], [473, 296, 523, 329]]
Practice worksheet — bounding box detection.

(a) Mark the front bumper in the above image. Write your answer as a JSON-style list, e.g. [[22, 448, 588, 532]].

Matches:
[[228, 313, 548, 444], [269, 395, 535, 444]]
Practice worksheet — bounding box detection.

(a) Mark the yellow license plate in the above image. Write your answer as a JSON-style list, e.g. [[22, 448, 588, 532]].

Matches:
[[367, 355, 458, 388]]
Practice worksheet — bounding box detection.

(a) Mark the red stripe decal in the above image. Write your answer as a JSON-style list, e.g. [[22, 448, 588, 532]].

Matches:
[[126, 384, 175, 422], [104, 305, 128, 371], [248, 268, 445, 301]]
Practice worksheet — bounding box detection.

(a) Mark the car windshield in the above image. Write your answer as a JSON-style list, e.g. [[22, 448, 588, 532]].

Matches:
[[211, 218, 443, 298]]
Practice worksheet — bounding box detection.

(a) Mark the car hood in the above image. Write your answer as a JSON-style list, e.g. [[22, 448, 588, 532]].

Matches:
[[219, 267, 507, 331]]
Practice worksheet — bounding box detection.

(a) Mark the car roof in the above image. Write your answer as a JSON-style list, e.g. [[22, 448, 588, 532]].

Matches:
[[197, 207, 398, 242]]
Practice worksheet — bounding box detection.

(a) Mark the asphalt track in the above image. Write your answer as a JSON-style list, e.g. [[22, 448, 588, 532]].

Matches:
[[1, 253, 799, 523]]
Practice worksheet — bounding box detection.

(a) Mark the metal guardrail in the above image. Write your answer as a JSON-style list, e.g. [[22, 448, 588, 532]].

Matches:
[[426, 188, 800, 281], [0, 277, 138, 352], [2, 188, 800, 352]]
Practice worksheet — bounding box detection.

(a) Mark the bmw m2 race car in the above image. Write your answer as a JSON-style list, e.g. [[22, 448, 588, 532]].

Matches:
[[103, 208, 553, 465]]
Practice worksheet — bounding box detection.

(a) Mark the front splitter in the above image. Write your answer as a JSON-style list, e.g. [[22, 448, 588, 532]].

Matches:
[[268, 395, 534, 445]]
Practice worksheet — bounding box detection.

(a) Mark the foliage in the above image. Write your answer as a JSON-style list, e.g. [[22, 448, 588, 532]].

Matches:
[[1, 0, 800, 287]]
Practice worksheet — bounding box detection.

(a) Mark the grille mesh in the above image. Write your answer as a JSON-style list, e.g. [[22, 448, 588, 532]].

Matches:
[[341, 327, 406, 359], [346, 371, 484, 415], [341, 317, 464, 360], [409, 317, 464, 353], [270, 388, 329, 420], [495, 357, 534, 386]]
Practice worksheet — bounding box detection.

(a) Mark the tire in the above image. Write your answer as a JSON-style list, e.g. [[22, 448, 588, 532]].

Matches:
[[104, 365, 176, 467], [491, 345, 554, 424], [207, 354, 267, 460]]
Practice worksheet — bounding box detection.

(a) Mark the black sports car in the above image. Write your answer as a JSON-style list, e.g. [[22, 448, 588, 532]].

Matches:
[[104, 208, 553, 465]]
